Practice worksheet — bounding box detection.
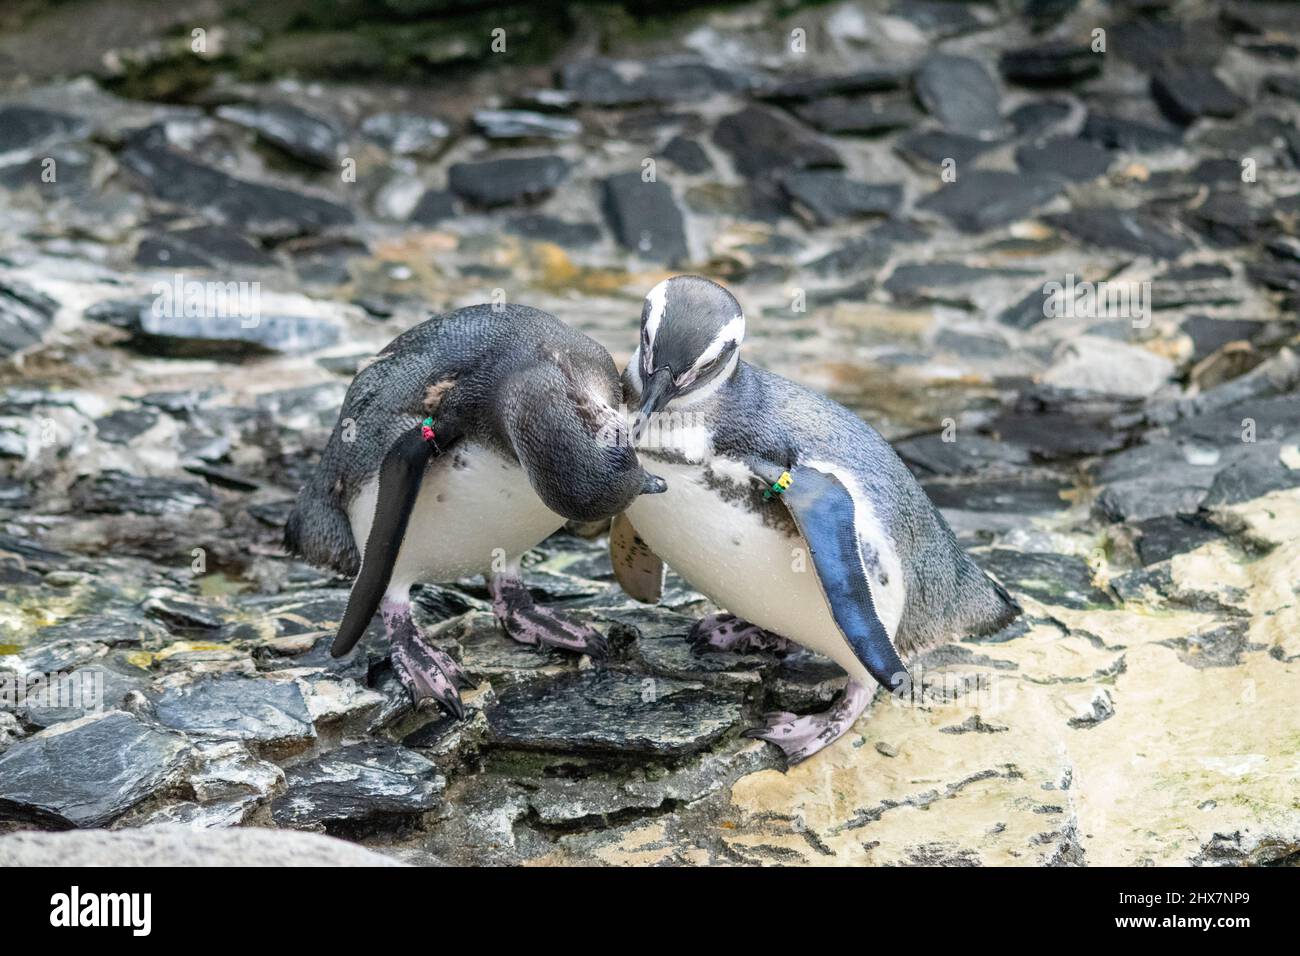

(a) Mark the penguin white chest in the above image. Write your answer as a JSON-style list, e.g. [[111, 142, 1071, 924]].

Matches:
[[348, 442, 564, 589], [626, 458, 889, 686]]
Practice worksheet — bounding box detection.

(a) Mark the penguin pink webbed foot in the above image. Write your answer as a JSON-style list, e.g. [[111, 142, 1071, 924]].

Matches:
[[745, 679, 872, 766], [688, 612, 797, 655], [382, 599, 472, 719], [488, 573, 609, 657]]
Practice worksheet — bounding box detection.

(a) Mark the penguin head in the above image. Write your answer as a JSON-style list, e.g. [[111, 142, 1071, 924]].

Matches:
[[524, 434, 666, 523], [504, 360, 667, 523], [633, 275, 745, 431]]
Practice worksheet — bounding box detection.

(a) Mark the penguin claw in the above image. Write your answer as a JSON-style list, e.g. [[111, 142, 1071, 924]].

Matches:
[[688, 613, 795, 656], [745, 713, 836, 765], [503, 605, 609, 658], [745, 681, 872, 766], [488, 573, 609, 658], [390, 627, 470, 720]]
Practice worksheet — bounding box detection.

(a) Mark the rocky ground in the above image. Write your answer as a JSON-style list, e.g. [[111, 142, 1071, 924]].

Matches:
[[1, 0, 1298, 866]]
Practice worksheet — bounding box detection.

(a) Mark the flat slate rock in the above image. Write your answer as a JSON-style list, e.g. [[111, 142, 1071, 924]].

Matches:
[[659, 136, 712, 173], [408, 188, 457, 225], [504, 213, 602, 247], [68, 470, 216, 515], [780, 170, 901, 225], [1080, 114, 1183, 152], [804, 235, 893, 277], [1180, 314, 1265, 360], [134, 224, 275, 269], [473, 109, 580, 140], [0, 141, 102, 198], [1025, 0, 1081, 26], [760, 68, 909, 102], [0, 279, 58, 358], [447, 155, 569, 207], [85, 295, 341, 357], [791, 93, 918, 136], [0, 105, 89, 162], [1009, 99, 1073, 136], [1264, 74, 1300, 103], [154, 675, 315, 748], [999, 44, 1101, 86], [1170, 394, 1300, 447], [1015, 136, 1113, 181], [977, 550, 1112, 610], [1187, 191, 1271, 247], [487, 670, 744, 757], [120, 131, 353, 238], [0, 712, 190, 828], [892, 0, 981, 37], [1151, 68, 1246, 125], [602, 172, 688, 262], [561, 57, 752, 105], [883, 262, 1038, 305], [19, 664, 150, 729], [712, 105, 842, 177], [1134, 515, 1225, 565], [987, 405, 1131, 460], [895, 433, 1031, 476], [998, 278, 1072, 330], [216, 102, 344, 169], [1201, 442, 1300, 507], [93, 407, 158, 444], [272, 739, 444, 829], [914, 54, 1004, 138], [359, 112, 450, 157], [1090, 443, 1221, 521], [896, 129, 1001, 167], [1044, 207, 1191, 259], [1153, 264, 1239, 311], [918, 170, 1062, 232], [926, 474, 1071, 515]]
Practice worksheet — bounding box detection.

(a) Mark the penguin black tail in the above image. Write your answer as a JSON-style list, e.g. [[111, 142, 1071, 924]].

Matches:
[[283, 487, 360, 577], [974, 572, 1022, 636]]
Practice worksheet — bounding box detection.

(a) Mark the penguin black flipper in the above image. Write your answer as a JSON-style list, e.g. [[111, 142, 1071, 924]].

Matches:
[[609, 512, 665, 603], [331, 422, 462, 657], [758, 462, 909, 692]]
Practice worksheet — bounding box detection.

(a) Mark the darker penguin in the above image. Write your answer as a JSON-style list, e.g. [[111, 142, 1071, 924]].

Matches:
[[286, 303, 664, 717]]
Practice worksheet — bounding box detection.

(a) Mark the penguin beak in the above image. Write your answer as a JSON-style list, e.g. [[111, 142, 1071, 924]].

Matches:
[[639, 472, 667, 495], [633, 367, 675, 442]]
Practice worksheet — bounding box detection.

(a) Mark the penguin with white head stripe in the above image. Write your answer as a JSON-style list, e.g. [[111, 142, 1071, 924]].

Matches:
[[613, 275, 1021, 764]]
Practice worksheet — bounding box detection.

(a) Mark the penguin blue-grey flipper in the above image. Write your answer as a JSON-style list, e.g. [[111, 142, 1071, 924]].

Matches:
[[608, 512, 666, 604], [736, 461, 907, 765], [755, 463, 909, 692], [332, 419, 473, 718]]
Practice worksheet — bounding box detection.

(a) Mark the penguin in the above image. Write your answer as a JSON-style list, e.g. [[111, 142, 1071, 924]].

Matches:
[[612, 275, 1021, 764], [285, 303, 665, 717]]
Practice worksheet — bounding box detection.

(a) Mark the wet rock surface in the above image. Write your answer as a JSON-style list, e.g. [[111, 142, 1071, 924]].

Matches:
[[0, 713, 190, 828], [1, 0, 1298, 867], [272, 739, 445, 831], [487, 671, 744, 757]]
